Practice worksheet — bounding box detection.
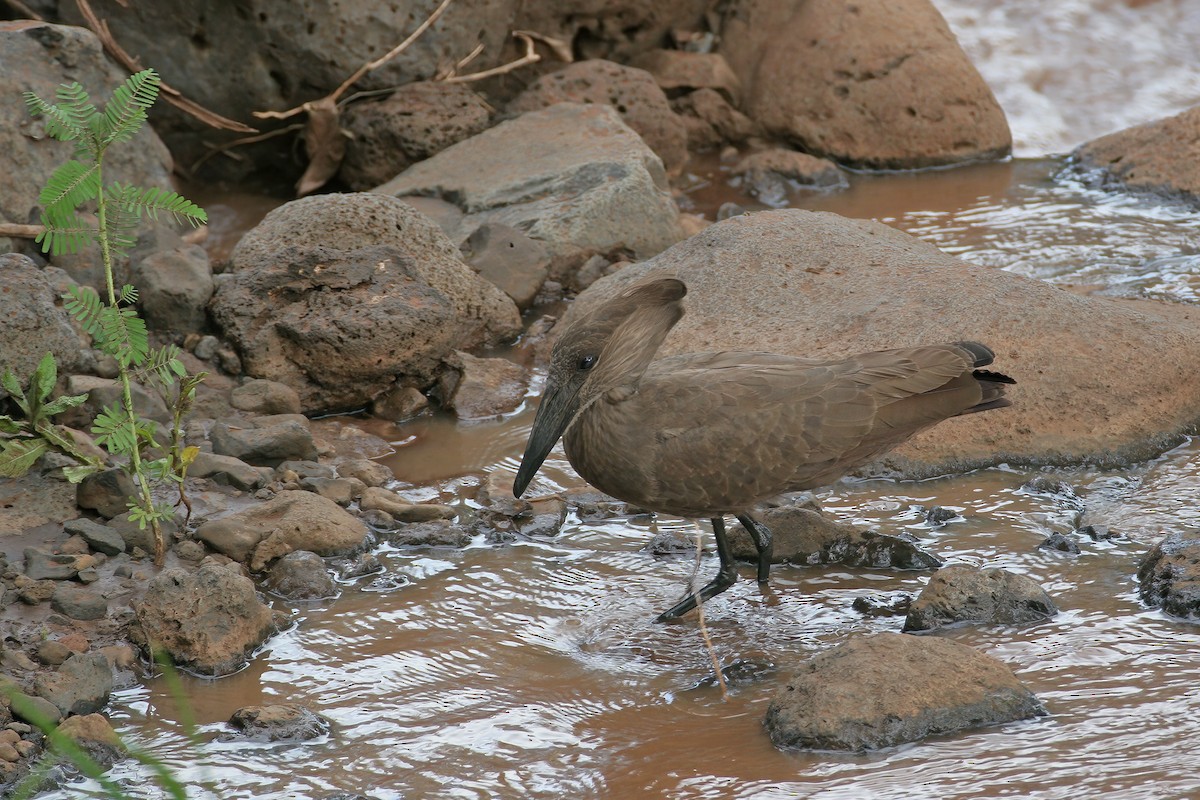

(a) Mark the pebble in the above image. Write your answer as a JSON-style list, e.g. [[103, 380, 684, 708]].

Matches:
[[36, 640, 72, 666], [0, 742, 19, 762]]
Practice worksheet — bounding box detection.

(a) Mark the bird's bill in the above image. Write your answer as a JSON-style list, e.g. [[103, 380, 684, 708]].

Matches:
[[513, 383, 576, 498]]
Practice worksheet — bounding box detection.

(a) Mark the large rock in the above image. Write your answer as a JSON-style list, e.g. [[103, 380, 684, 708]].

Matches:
[[508, 59, 689, 175], [376, 103, 685, 259], [903, 565, 1058, 631], [1071, 105, 1200, 203], [134, 561, 277, 676], [195, 490, 369, 571], [0, 22, 173, 273], [129, 244, 214, 334], [764, 633, 1043, 750], [1138, 531, 1200, 619], [210, 418, 318, 467], [0, 254, 87, 382], [33, 652, 113, 717], [568, 209, 1200, 475], [339, 81, 492, 191], [210, 193, 520, 413], [719, 0, 1011, 168]]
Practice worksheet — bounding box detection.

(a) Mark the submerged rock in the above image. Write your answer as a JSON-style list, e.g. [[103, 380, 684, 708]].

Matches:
[[265, 551, 338, 601], [54, 713, 127, 771], [764, 633, 1044, 751], [1138, 531, 1200, 619], [227, 704, 331, 742], [1071, 105, 1200, 204], [903, 565, 1058, 631]]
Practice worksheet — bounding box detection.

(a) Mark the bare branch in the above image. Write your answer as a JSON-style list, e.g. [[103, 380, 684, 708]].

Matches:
[[439, 31, 541, 84], [3, 0, 44, 20], [0, 223, 44, 239]]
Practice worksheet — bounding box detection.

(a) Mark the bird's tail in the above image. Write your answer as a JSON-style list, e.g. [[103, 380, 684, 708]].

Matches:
[[955, 341, 1016, 414]]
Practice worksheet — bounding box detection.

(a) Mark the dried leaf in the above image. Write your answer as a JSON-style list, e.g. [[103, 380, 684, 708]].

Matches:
[[295, 97, 346, 196]]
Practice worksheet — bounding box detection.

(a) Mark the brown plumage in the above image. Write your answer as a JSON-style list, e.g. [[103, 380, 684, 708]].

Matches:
[[514, 277, 1015, 621]]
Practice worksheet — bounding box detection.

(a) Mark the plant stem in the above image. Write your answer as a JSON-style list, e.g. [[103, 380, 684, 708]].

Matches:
[[94, 154, 164, 564]]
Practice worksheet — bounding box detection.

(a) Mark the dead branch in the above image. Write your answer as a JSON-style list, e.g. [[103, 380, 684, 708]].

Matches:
[[4, 0, 43, 20], [693, 528, 728, 701], [75, 0, 257, 133], [255, 0, 456, 121], [438, 31, 542, 84], [188, 123, 304, 175], [514, 30, 574, 64], [0, 223, 43, 239]]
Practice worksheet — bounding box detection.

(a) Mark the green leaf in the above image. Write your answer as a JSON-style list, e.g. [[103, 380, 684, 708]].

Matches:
[[100, 69, 160, 146], [62, 463, 102, 483], [23, 90, 87, 144], [63, 284, 105, 337], [0, 439, 47, 477], [39, 392, 89, 417], [38, 160, 101, 222], [32, 352, 58, 405], [35, 211, 95, 255], [0, 416, 25, 435], [0, 368, 24, 404]]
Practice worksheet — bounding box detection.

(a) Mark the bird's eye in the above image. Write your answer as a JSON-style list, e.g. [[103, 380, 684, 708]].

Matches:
[[578, 355, 597, 370]]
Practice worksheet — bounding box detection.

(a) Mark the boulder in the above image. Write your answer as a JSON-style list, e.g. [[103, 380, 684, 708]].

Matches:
[[720, 0, 1011, 168], [568, 209, 1200, 475], [461, 223, 551, 310], [33, 652, 113, 717], [0, 22, 174, 283], [727, 505, 942, 570], [443, 352, 529, 419], [508, 59, 689, 175], [210, 193, 521, 413], [731, 148, 847, 206], [210, 419, 318, 468], [195, 490, 369, 571], [0, 255, 87, 383], [134, 561, 277, 676], [763, 632, 1044, 750], [230, 379, 303, 416], [189, 451, 272, 492], [376, 103, 685, 259], [340, 81, 492, 190], [1071, 105, 1200, 203], [264, 550, 338, 601], [130, 244, 213, 333], [1138, 531, 1200, 619], [903, 565, 1058, 631], [54, 713, 126, 771]]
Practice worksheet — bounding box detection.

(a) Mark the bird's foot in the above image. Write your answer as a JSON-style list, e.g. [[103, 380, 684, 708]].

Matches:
[[654, 565, 738, 622], [736, 514, 773, 584]]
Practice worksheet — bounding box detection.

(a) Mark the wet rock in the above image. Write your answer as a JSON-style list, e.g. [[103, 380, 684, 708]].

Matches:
[[336, 458, 394, 488], [1138, 531, 1200, 619], [642, 529, 698, 557], [378, 103, 685, 259], [360, 487, 457, 523], [134, 561, 278, 676], [1038, 532, 1082, 554], [1020, 476, 1083, 507], [227, 704, 331, 742], [0, 470, 78, 534], [508, 59, 689, 175], [903, 565, 1058, 631], [1071, 106, 1200, 203], [923, 506, 961, 526], [1079, 524, 1115, 541], [671, 89, 758, 150], [727, 505, 942, 570], [278, 459, 334, 480], [9, 691, 62, 727], [571, 208, 1200, 475], [62, 518, 125, 557], [0, 255, 87, 383], [211, 194, 520, 414], [358, 508, 397, 533], [443, 352, 529, 419], [340, 81, 492, 190], [230, 379, 303, 416], [131, 244, 213, 333], [54, 713, 126, 771], [22, 548, 80, 581], [722, 0, 1010, 168], [210, 419, 318, 468], [196, 490, 368, 571], [190, 451, 272, 492], [519, 497, 568, 538], [851, 592, 913, 618], [34, 653, 113, 717], [764, 633, 1043, 751], [478, 470, 529, 518], [334, 552, 383, 581], [265, 551, 337, 601], [731, 149, 847, 206], [461, 224, 551, 310], [50, 584, 108, 621], [75, 468, 137, 520], [387, 520, 473, 548], [563, 487, 632, 519], [630, 50, 743, 104], [173, 539, 207, 562], [371, 384, 431, 421]]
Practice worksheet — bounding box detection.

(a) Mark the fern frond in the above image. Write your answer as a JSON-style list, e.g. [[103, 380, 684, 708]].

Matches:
[[100, 307, 149, 368], [62, 463, 103, 483], [32, 351, 58, 408], [36, 211, 96, 256], [119, 284, 139, 305], [92, 405, 137, 454], [55, 81, 99, 134], [38, 160, 101, 222], [0, 439, 47, 477], [100, 69, 160, 146], [23, 91, 86, 144], [103, 187, 142, 255], [63, 285, 105, 338], [133, 186, 208, 227], [139, 345, 185, 390], [0, 368, 25, 407], [40, 392, 90, 418]]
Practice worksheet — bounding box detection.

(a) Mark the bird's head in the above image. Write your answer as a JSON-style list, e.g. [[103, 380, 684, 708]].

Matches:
[[513, 277, 687, 497]]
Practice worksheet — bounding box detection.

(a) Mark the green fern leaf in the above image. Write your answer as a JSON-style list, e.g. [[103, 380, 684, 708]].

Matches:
[[119, 284, 139, 305], [32, 352, 58, 406], [0, 368, 24, 405], [38, 160, 101, 222], [63, 285, 105, 337], [23, 91, 86, 144], [55, 81, 99, 134], [134, 186, 208, 227], [92, 405, 136, 454], [40, 392, 90, 418], [36, 211, 95, 256], [100, 307, 149, 367], [62, 463, 103, 483], [0, 416, 24, 435], [0, 439, 47, 478], [100, 69, 160, 146]]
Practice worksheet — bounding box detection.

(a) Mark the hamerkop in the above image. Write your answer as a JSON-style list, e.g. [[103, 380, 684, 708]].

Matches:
[[513, 278, 1014, 622]]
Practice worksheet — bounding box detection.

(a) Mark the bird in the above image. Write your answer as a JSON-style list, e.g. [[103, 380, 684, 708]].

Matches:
[[513, 277, 1014, 622]]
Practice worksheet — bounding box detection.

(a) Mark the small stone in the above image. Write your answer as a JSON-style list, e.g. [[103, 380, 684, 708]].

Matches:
[[1038, 532, 1082, 554], [174, 539, 207, 562], [923, 506, 960, 526], [336, 458, 393, 488], [60, 535, 90, 555], [210, 420, 318, 467], [36, 640, 72, 666], [113, 563, 133, 578], [64, 517, 127, 556], [444, 352, 529, 419], [22, 547, 80, 581], [371, 385, 430, 421], [16, 576, 56, 604], [1079, 524, 1115, 541], [335, 552, 382, 580], [519, 497, 568, 538], [51, 584, 108, 621], [0, 742, 19, 762], [301, 476, 358, 506], [230, 379, 302, 415], [2, 647, 37, 671], [10, 692, 63, 727], [904, 565, 1058, 631], [642, 530, 698, 556], [265, 551, 338, 600], [190, 451, 272, 491], [76, 468, 137, 519], [0, 730, 17, 745], [387, 520, 473, 548], [360, 486, 456, 522], [55, 713, 126, 770], [227, 703, 331, 742]]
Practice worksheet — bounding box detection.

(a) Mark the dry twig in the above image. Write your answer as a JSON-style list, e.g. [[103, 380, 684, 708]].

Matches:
[[3, 0, 43, 20], [693, 527, 729, 700], [0, 223, 43, 239], [440, 31, 541, 84]]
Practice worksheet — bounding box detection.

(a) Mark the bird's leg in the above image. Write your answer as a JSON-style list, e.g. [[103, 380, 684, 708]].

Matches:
[[655, 517, 739, 622], [736, 514, 773, 584]]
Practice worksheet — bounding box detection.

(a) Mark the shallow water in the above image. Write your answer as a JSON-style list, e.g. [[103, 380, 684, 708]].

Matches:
[[40, 4, 1200, 796]]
